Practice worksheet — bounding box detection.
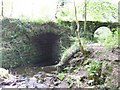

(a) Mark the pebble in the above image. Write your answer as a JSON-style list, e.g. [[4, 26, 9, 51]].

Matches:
[[0, 71, 59, 88]]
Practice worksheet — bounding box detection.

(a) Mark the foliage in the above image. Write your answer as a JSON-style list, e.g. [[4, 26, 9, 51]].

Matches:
[[56, 0, 117, 22], [56, 73, 65, 80], [86, 0, 117, 22], [2, 19, 32, 68], [84, 59, 113, 85], [101, 61, 112, 77], [94, 27, 112, 41], [69, 36, 96, 47], [85, 59, 102, 84], [103, 29, 119, 48], [94, 27, 119, 48], [66, 76, 75, 88], [2, 18, 74, 68]]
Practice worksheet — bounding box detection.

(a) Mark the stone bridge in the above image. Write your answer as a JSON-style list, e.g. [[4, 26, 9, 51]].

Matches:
[[2, 19, 120, 68], [62, 21, 120, 38]]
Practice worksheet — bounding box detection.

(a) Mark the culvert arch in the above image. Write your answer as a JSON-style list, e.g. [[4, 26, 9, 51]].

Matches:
[[31, 22, 73, 66]]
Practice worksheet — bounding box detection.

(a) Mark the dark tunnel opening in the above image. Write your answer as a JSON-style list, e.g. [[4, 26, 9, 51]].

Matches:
[[32, 32, 60, 66]]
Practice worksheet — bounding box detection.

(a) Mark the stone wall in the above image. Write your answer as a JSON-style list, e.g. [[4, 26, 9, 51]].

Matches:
[[2, 19, 73, 68]]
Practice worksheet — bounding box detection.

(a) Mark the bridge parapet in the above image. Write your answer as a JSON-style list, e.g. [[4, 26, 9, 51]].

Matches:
[[62, 21, 119, 38]]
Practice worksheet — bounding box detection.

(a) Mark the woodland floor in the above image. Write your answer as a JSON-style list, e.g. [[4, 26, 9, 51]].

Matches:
[[0, 43, 119, 89]]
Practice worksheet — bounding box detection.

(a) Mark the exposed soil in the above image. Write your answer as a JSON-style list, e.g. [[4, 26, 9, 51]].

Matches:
[[86, 43, 119, 62], [86, 43, 119, 88]]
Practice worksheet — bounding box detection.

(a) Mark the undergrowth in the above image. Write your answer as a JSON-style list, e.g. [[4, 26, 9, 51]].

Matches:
[[95, 28, 119, 48]]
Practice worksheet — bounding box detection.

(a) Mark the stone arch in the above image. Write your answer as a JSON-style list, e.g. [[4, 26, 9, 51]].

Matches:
[[93, 23, 119, 34], [31, 22, 73, 66], [93, 24, 111, 33], [94, 26, 112, 41]]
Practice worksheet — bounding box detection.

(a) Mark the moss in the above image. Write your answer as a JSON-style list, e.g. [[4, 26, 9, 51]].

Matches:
[[2, 18, 74, 68]]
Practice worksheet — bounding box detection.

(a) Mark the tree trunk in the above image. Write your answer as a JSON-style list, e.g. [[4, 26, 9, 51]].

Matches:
[[1, 0, 4, 17], [84, 0, 87, 32], [0, 0, 4, 67], [73, 0, 84, 54]]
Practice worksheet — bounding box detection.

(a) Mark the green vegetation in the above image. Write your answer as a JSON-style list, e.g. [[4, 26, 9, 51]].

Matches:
[[56, 0, 117, 22], [94, 28, 119, 48], [104, 30, 119, 48], [83, 59, 113, 85], [0, 0, 119, 89], [66, 76, 76, 88], [2, 19, 32, 68], [57, 73, 65, 80], [2, 19, 74, 68], [85, 59, 102, 85]]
